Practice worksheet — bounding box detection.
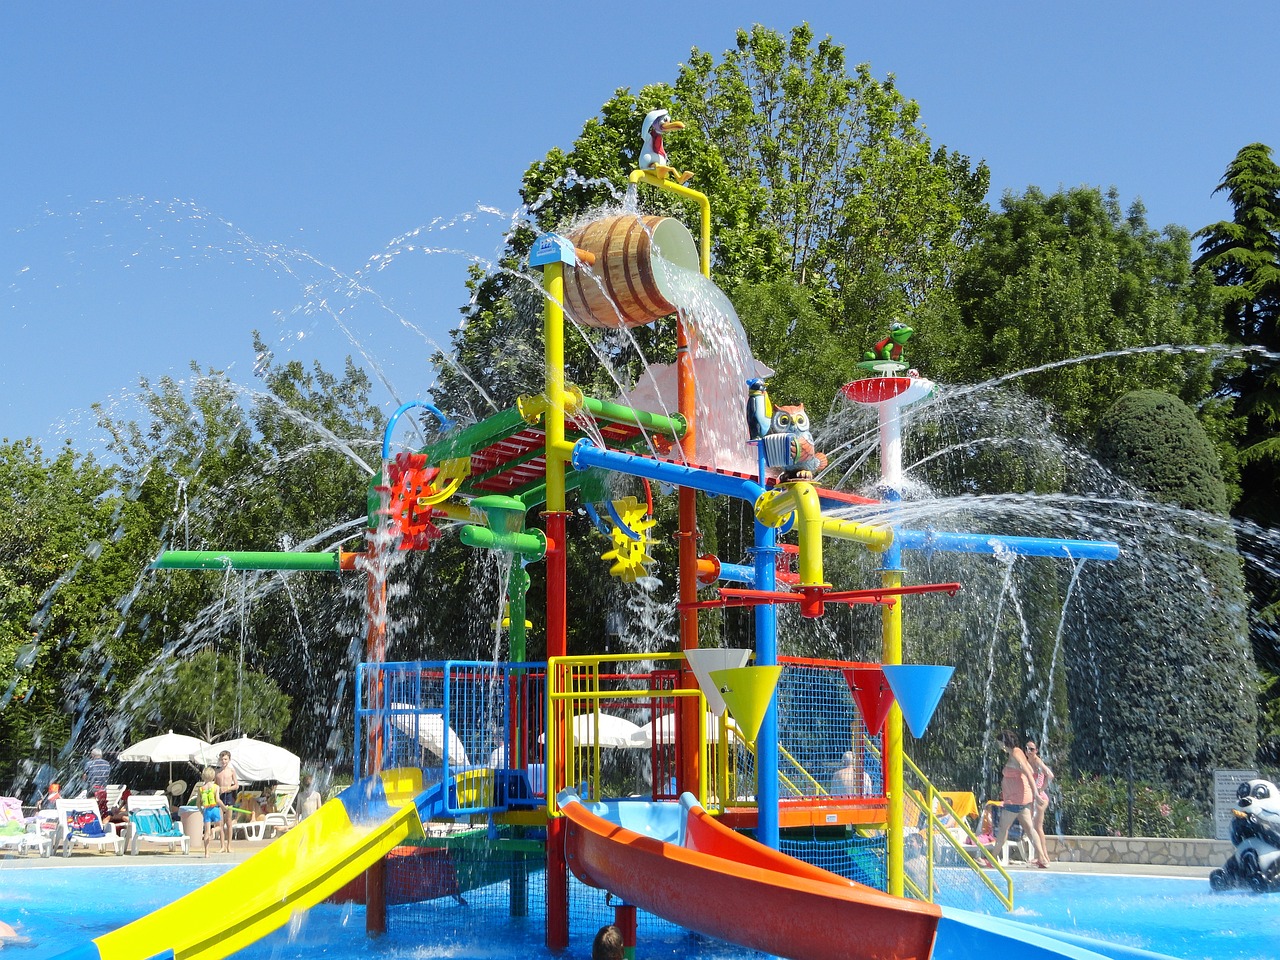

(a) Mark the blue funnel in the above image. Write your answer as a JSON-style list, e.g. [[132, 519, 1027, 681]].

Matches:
[[882, 665, 954, 738]]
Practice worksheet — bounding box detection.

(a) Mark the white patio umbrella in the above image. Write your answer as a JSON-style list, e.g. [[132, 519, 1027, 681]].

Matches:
[[540, 713, 646, 749], [118, 730, 213, 782], [388, 704, 470, 767], [194, 737, 300, 784], [629, 712, 738, 749]]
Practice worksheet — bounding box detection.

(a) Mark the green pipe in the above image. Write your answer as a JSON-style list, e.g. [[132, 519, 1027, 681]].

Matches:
[[458, 525, 547, 561], [151, 550, 341, 572], [582, 396, 686, 438], [507, 566, 532, 664]]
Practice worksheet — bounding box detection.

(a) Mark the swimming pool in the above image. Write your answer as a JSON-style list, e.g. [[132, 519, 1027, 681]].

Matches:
[[1, 864, 1275, 960]]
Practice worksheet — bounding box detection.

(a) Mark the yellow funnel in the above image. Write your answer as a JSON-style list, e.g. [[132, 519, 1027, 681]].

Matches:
[[708, 666, 782, 743]]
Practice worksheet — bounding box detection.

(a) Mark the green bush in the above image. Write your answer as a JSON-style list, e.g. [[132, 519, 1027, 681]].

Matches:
[[1055, 774, 1207, 838]]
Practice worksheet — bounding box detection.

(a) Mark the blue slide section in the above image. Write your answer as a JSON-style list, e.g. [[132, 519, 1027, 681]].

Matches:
[[936, 907, 1178, 960]]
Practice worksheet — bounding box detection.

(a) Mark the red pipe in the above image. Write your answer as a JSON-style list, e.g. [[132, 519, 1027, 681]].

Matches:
[[544, 509, 570, 950], [365, 858, 387, 936], [615, 902, 638, 960]]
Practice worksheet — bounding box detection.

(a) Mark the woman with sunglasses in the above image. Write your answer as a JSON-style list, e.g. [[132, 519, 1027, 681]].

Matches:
[[1026, 739, 1055, 864]]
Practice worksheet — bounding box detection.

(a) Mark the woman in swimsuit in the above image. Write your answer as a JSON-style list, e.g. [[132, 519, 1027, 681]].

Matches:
[[992, 729, 1049, 867], [1026, 739, 1055, 864]]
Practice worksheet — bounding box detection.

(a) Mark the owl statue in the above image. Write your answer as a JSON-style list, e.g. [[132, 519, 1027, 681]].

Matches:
[[761, 404, 828, 482]]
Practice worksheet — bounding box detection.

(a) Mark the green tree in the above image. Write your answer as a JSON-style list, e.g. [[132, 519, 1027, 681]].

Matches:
[[0, 439, 142, 789], [134, 649, 291, 744], [1080, 390, 1257, 797], [1194, 144, 1280, 708], [923, 187, 1230, 445], [435, 23, 989, 417]]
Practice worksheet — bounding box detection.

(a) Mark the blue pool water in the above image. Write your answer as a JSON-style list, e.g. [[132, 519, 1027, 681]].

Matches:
[[1, 864, 1276, 960]]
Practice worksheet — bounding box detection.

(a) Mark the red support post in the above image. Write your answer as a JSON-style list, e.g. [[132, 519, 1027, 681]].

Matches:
[[614, 902, 638, 960], [544, 510, 570, 950]]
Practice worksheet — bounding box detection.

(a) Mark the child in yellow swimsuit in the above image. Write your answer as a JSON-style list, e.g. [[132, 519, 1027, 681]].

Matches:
[[197, 767, 222, 858]]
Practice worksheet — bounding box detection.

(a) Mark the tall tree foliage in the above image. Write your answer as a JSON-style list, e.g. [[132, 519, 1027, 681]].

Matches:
[[1195, 142, 1280, 754], [1079, 391, 1256, 796], [0, 440, 136, 786], [134, 649, 291, 745], [673, 25, 989, 324], [434, 23, 989, 418], [921, 187, 1229, 443], [0, 352, 389, 789]]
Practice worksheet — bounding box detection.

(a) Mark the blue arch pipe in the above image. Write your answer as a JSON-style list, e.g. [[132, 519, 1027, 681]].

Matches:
[[571, 440, 766, 504], [382, 400, 454, 460]]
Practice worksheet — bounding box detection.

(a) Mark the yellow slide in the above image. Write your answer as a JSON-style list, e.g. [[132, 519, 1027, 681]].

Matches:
[[78, 769, 427, 960]]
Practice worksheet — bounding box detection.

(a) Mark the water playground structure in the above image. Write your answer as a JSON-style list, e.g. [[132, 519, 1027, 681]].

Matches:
[[64, 116, 1146, 960]]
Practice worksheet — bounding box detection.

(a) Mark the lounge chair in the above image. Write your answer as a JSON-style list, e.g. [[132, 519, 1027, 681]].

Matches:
[[261, 784, 299, 837], [0, 797, 51, 857], [962, 801, 1031, 865], [55, 797, 124, 856], [104, 784, 128, 810], [125, 794, 189, 855], [230, 791, 266, 842]]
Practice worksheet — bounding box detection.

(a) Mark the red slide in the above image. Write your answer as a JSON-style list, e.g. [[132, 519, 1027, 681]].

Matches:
[[559, 791, 940, 960]]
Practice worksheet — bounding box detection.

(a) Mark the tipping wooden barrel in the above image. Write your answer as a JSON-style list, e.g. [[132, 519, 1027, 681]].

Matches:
[[565, 215, 700, 328]]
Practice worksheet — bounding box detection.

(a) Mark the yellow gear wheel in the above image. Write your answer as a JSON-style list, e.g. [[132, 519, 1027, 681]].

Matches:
[[599, 497, 657, 583]]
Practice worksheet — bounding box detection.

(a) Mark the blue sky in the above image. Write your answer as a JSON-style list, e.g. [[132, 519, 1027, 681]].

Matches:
[[3, 1, 1277, 447]]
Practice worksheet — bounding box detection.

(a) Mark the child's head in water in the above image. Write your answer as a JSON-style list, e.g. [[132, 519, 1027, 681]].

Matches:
[[592, 924, 624, 960]]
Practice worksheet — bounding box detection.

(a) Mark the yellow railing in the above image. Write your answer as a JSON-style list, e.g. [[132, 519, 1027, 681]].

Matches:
[[546, 653, 717, 815], [902, 752, 1014, 911]]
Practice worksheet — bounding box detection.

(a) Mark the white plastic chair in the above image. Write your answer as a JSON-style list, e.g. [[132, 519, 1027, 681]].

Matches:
[[55, 798, 123, 856], [261, 784, 299, 837], [125, 794, 189, 855], [0, 797, 51, 857], [228, 791, 267, 841]]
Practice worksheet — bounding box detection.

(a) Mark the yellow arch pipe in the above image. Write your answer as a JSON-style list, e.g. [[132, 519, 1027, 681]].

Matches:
[[754, 483, 893, 588], [432, 501, 479, 522], [628, 170, 711, 278]]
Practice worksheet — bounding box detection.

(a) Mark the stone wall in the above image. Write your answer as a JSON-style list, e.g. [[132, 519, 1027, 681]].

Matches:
[[1045, 835, 1231, 867]]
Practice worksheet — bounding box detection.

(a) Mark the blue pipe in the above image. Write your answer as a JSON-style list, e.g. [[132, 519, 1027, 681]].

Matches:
[[382, 400, 454, 460], [895, 529, 1120, 561], [752, 528, 782, 850], [571, 440, 766, 504], [716, 562, 756, 586]]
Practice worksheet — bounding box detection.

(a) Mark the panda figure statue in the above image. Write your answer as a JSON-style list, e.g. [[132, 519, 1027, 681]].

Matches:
[[1210, 779, 1280, 892]]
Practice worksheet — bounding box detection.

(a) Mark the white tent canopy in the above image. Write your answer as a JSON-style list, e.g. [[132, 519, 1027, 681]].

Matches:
[[630, 712, 738, 749], [540, 713, 646, 749], [119, 731, 212, 764], [194, 737, 300, 784], [388, 704, 470, 767], [118, 730, 213, 783]]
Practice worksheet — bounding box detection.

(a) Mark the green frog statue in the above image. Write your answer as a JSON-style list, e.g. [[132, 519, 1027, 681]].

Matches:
[[857, 321, 913, 374]]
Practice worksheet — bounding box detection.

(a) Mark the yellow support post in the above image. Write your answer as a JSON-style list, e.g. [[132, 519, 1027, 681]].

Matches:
[[543, 260, 572, 512], [883, 566, 905, 898]]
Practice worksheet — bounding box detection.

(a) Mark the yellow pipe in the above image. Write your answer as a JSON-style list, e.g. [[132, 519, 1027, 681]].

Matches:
[[883, 566, 905, 897], [755, 483, 895, 591], [754, 485, 822, 588], [822, 517, 893, 552], [433, 501, 479, 522], [628, 171, 711, 278], [544, 261, 568, 512]]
